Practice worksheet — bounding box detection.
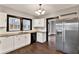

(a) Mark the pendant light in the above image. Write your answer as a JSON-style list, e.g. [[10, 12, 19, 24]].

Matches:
[[35, 4, 46, 15]]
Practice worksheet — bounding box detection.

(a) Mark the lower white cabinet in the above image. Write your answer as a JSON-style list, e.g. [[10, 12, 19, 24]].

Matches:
[[14, 35, 25, 49], [14, 34, 31, 49], [14, 34, 31, 50], [0, 34, 31, 54], [0, 36, 14, 53], [37, 32, 46, 43], [25, 34, 31, 45]]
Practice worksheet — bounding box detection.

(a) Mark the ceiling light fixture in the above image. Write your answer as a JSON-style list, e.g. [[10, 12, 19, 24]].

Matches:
[[35, 4, 46, 15]]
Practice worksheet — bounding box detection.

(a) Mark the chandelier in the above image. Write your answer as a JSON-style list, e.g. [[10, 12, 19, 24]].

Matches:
[[35, 4, 46, 15]]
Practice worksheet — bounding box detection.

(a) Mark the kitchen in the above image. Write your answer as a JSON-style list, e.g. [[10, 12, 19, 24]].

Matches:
[[0, 4, 79, 54]]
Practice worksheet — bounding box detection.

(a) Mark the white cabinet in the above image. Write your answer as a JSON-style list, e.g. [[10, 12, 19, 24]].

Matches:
[[33, 19, 45, 27], [14, 35, 25, 49], [0, 13, 7, 33], [0, 37, 6, 53], [25, 34, 31, 45], [37, 32, 46, 43], [0, 33, 31, 54], [14, 34, 31, 50], [0, 36, 13, 53], [0, 13, 7, 27]]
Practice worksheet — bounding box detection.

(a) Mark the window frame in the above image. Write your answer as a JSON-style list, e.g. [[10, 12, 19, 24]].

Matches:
[[7, 15, 32, 32]]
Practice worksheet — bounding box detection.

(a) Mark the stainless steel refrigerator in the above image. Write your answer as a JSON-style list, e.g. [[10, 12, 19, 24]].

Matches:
[[56, 17, 79, 54]]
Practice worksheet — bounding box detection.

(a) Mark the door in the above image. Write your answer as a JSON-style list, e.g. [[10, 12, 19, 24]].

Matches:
[[56, 20, 64, 51], [63, 18, 79, 53]]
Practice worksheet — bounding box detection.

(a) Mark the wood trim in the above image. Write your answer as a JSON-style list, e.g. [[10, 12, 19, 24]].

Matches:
[[46, 18, 48, 42], [46, 16, 59, 20], [46, 16, 59, 42], [60, 12, 77, 16], [6, 15, 9, 32], [20, 18, 23, 31], [7, 14, 32, 32], [30, 19, 32, 30]]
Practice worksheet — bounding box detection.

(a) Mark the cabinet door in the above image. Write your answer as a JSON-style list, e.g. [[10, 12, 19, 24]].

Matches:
[[33, 19, 39, 27], [37, 33, 42, 42], [7, 36, 14, 51], [14, 35, 26, 49], [0, 13, 7, 33], [19, 35, 26, 46], [37, 33, 46, 43], [0, 37, 5, 53], [42, 33, 46, 42], [0, 37, 13, 53], [39, 19, 45, 27], [25, 34, 31, 45], [0, 13, 6, 27], [14, 35, 21, 49]]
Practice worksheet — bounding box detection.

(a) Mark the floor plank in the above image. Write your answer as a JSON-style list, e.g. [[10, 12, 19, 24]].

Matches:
[[8, 42, 63, 54]]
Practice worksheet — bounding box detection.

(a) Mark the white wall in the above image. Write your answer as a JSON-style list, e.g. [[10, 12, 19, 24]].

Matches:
[[45, 5, 79, 18], [0, 5, 34, 33], [34, 5, 79, 19], [0, 5, 34, 18]]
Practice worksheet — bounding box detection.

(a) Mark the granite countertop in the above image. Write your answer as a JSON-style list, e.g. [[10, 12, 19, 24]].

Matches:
[[0, 30, 46, 37]]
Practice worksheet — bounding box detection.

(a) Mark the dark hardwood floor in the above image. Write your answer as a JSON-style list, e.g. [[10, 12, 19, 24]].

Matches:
[[8, 42, 63, 54]]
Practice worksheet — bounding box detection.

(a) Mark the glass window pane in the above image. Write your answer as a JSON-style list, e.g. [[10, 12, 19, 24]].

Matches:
[[9, 17, 20, 31], [23, 19, 30, 31]]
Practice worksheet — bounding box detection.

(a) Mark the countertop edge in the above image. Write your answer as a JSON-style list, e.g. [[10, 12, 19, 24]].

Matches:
[[0, 30, 46, 37]]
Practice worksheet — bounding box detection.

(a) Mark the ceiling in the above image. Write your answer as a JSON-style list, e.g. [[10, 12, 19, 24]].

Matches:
[[0, 4, 78, 18]]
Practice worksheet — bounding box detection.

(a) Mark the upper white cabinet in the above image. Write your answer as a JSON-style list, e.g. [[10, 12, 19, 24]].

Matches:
[[0, 13, 7, 33], [0, 13, 7, 27], [33, 19, 45, 27]]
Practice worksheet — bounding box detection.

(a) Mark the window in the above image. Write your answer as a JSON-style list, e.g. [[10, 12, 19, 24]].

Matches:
[[7, 15, 32, 32], [22, 18, 32, 31], [7, 15, 21, 32]]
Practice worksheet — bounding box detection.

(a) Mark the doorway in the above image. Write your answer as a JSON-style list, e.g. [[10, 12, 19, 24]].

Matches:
[[46, 16, 59, 49]]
